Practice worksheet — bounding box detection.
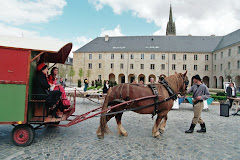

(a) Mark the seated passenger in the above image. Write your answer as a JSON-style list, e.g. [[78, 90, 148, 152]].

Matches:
[[35, 63, 61, 118], [48, 67, 71, 109]]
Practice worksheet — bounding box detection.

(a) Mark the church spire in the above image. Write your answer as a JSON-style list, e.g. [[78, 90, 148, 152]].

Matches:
[[166, 4, 176, 35]]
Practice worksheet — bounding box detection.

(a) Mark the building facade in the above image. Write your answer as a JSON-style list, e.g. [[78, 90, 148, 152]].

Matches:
[[73, 5, 240, 89]]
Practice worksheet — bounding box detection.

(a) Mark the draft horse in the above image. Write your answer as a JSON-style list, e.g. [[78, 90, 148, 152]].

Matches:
[[96, 72, 188, 138]]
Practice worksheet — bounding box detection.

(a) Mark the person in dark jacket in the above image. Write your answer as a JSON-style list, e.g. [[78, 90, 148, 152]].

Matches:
[[226, 82, 236, 109], [35, 63, 61, 118], [103, 80, 110, 94]]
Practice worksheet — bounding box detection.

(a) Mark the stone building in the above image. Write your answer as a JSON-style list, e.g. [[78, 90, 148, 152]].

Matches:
[[73, 6, 240, 89]]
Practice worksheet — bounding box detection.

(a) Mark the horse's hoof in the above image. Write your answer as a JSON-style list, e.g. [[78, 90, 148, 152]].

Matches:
[[154, 134, 160, 138], [97, 135, 104, 139], [159, 129, 164, 134]]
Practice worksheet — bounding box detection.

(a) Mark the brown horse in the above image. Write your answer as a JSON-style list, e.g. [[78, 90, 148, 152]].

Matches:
[[96, 72, 188, 138]]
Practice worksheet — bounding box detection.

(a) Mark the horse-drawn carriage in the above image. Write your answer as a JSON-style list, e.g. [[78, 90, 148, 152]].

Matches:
[[0, 39, 189, 146]]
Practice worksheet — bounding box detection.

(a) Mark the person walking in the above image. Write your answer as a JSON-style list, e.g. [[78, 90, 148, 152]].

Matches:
[[226, 82, 236, 109], [103, 80, 110, 94], [84, 77, 88, 92], [185, 74, 211, 133]]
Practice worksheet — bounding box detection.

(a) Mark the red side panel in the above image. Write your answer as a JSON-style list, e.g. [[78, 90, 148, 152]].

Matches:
[[0, 48, 29, 82]]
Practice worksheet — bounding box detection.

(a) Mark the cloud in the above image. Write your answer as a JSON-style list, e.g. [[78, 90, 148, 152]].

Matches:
[[89, 0, 240, 36], [0, 0, 67, 25], [100, 25, 125, 36]]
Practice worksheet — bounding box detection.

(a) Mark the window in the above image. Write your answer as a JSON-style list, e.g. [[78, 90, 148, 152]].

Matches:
[[99, 63, 102, 69], [140, 64, 144, 69], [98, 75, 101, 81], [99, 54, 102, 59], [161, 64, 165, 70], [205, 65, 208, 71], [121, 54, 124, 59], [111, 63, 114, 69], [172, 64, 176, 70], [89, 54, 92, 59], [131, 54, 134, 59], [183, 54, 187, 60], [205, 55, 209, 61], [238, 46, 240, 54], [120, 63, 124, 69], [228, 62, 231, 69], [162, 54, 165, 60], [220, 64, 222, 70], [221, 52, 223, 58], [141, 54, 144, 59], [151, 54, 155, 59], [172, 54, 176, 60], [111, 54, 114, 59], [88, 63, 92, 69], [194, 65, 197, 71], [238, 61, 240, 69], [183, 64, 187, 70], [214, 54, 216, 60], [228, 49, 231, 57], [150, 64, 155, 70], [194, 55, 198, 60], [130, 64, 133, 69]]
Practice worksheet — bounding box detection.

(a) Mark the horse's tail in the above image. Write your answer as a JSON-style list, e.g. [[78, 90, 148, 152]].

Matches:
[[99, 88, 112, 136]]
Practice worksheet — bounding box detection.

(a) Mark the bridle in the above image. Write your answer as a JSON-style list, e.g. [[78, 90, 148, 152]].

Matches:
[[179, 74, 189, 94]]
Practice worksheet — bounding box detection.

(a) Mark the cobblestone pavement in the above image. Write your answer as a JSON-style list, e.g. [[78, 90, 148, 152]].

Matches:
[[0, 98, 239, 160]]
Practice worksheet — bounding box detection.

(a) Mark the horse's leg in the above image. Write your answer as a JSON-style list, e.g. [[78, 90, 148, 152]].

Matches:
[[158, 115, 168, 134], [152, 114, 163, 138], [96, 110, 115, 138], [115, 113, 128, 136]]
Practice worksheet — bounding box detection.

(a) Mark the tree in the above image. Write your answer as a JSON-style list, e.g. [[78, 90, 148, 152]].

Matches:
[[69, 66, 75, 85], [59, 66, 66, 78], [86, 70, 91, 84], [78, 68, 84, 81]]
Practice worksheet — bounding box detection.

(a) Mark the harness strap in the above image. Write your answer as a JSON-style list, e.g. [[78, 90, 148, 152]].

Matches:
[[98, 94, 176, 117], [148, 84, 159, 117], [159, 78, 177, 100]]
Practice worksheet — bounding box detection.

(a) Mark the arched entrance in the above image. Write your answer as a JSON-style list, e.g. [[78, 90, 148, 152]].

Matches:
[[138, 74, 145, 83], [219, 76, 224, 89], [213, 76, 217, 88], [226, 75, 231, 82], [109, 73, 115, 82], [235, 76, 240, 91], [148, 74, 156, 83], [128, 74, 135, 83], [203, 76, 209, 88], [118, 74, 125, 84]]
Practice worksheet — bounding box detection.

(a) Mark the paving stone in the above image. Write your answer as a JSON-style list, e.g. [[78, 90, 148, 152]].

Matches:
[[0, 98, 239, 159]]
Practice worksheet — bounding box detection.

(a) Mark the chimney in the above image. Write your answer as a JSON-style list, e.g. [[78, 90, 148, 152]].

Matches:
[[105, 35, 109, 41], [188, 34, 192, 36], [211, 34, 215, 36]]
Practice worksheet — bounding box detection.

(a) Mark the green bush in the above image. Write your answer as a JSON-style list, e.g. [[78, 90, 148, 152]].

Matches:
[[211, 95, 226, 101], [216, 92, 226, 96], [78, 79, 81, 87], [97, 86, 102, 90], [87, 86, 95, 90]]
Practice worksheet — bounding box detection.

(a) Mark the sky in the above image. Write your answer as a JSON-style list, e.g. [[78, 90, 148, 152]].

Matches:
[[0, 0, 240, 57]]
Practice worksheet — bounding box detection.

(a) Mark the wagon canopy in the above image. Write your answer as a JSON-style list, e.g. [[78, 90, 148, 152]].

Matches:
[[0, 35, 72, 64]]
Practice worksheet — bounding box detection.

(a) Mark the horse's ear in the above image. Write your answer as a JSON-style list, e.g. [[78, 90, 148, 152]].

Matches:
[[183, 71, 187, 76]]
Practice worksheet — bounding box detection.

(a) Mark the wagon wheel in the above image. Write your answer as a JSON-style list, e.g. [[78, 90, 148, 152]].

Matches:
[[11, 124, 35, 146]]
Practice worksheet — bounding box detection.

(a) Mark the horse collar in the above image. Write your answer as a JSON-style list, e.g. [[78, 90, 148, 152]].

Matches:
[[159, 78, 177, 100]]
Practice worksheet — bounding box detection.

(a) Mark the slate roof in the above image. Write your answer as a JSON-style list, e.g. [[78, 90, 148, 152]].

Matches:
[[75, 35, 223, 53], [214, 29, 240, 51], [75, 29, 240, 54]]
